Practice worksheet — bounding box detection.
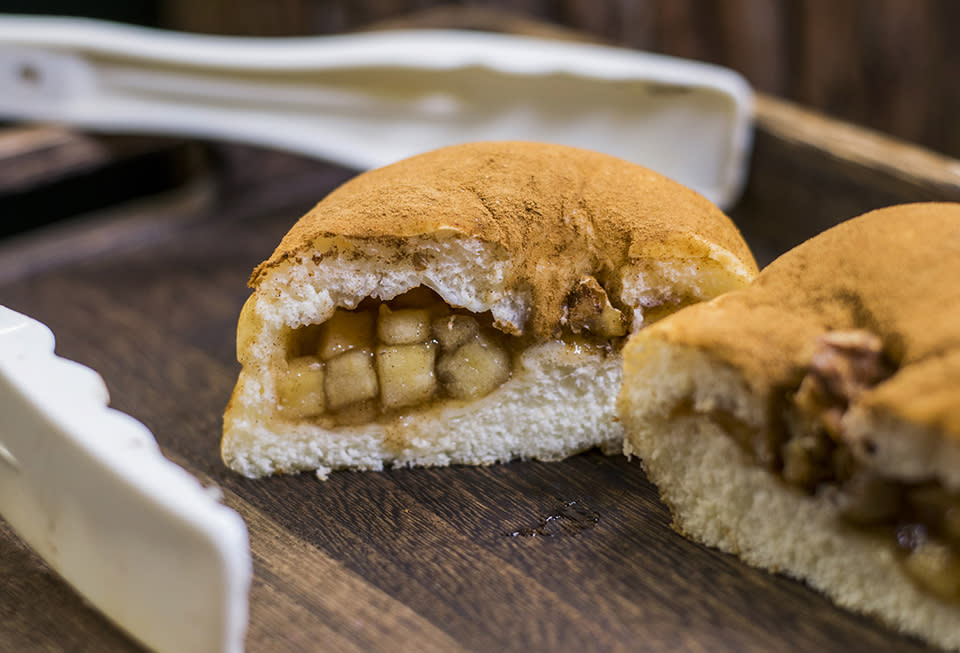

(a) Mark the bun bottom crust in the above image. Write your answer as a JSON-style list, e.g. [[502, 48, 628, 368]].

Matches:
[[618, 343, 960, 651], [224, 342, 623, 479]]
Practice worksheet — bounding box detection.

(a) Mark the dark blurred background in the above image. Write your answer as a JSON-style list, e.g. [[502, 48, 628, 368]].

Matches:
[[1, 0, 957, 242], [3, 0, 957, 159]]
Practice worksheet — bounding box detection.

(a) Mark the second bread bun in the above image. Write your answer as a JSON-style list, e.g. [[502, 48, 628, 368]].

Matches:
[[618, 203, 960, 649]]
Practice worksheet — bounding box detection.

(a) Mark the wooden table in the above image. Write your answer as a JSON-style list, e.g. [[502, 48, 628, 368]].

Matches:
[[1, 96, 959, 652]]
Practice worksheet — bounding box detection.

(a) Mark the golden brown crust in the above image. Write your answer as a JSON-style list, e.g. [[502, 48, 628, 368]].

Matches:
[[250, 141, 757, 339], [639, 202, 960, 444]]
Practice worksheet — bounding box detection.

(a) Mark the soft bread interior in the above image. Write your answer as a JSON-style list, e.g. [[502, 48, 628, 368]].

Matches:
[[226, 339, 623, 479], [618, 338, 960, 650], [223, 234, 746, 478]]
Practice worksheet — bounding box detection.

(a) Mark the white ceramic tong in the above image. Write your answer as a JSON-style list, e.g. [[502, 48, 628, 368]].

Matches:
[[0, 15, 753, 208]]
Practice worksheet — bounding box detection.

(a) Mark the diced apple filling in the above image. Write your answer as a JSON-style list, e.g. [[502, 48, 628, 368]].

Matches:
[[431, 314, 479, 350], [377, 343, 437, 409], [899, 535, 960, 600], [437, 337, 510, 400], [377, 305, 432, 344], [276, 283, 627, 425], [324, 349, 378, 410], [564, 276, 628, 337], [277, 356, 326, 418], [319, 310, 375, 360]]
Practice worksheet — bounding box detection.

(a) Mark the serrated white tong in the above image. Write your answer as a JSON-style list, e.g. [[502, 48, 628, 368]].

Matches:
[[0, 306, 250, 652], [0, 15, 752, 208]]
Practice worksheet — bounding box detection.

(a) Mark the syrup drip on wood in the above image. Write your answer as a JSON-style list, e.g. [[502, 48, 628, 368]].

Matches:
[[508, 499, 599, 538]]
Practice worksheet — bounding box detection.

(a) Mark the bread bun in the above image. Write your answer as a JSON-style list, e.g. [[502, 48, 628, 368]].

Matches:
[[223, 141, 757, 478], [618, 203, 960, 649]]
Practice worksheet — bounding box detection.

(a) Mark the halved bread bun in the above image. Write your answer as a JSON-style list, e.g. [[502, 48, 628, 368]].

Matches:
[[222, 141, 757, 479], [618, 203, 960, 649]]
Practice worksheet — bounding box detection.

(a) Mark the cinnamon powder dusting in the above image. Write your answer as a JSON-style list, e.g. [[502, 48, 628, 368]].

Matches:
[[250, 141, 756, 339]]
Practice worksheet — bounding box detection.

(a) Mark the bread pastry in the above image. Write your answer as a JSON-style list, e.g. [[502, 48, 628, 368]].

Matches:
[[618, 203, 960, 649], [222, 141, 757, 479]]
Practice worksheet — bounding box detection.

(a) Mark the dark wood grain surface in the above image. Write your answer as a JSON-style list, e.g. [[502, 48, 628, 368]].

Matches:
[[2, 101, 959, 651]]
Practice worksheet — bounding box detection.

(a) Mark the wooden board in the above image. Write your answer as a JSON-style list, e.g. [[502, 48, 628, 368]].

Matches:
[[2, 98, 959, 652]]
